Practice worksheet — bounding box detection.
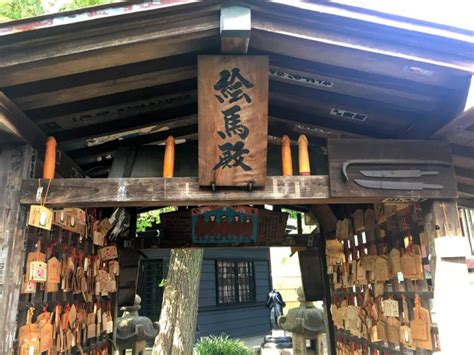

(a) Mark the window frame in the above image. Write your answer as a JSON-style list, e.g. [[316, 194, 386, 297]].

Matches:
[[215, 259, 257, 306]]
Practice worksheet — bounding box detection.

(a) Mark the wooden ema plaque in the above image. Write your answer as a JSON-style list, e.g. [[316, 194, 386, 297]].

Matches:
[[198, 55, 269, 187], [160, 206, 288, 248]]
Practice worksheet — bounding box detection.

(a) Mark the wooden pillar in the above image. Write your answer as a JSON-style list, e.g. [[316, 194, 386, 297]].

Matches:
[[0, 144, 35, 353], [312, 205, 337, 355], [423, 199, 473, 353]]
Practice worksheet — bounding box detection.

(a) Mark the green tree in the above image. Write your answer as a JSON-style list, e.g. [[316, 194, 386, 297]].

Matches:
[[0, 0, 118, 22]]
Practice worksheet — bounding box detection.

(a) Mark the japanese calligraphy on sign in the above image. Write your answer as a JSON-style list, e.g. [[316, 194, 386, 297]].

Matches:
[[198, 56, 269, 186]]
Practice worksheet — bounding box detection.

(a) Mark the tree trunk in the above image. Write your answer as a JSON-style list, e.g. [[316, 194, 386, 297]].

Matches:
[[152, 248, 204, 355]]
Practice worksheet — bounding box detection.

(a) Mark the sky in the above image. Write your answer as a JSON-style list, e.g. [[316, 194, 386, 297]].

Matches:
[[332, 0, 474, 31]]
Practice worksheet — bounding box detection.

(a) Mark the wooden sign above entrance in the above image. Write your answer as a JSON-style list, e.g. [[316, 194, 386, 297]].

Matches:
[[160, 206, 289, 248], [198, 55, 269, 187], [328, 139, 458, 200]]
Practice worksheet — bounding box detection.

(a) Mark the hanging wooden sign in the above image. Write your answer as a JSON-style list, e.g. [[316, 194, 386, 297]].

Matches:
[[198, 55, 269, 187], [53, 208, 86, 235], [28, 205, 53, 230], [160, 206, 288, 248], [401, 249, 424, 280], [29, 261, 47, 282], [389, 249, 402, 276], [387, 317, 400, 345], [353, 209, 364, 232]]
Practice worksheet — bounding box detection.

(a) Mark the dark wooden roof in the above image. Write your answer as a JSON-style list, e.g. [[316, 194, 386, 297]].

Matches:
[[0, 0, 473, 204]]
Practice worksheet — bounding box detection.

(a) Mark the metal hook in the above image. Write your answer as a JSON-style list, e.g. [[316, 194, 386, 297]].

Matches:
[[247, 181, 253, 192]]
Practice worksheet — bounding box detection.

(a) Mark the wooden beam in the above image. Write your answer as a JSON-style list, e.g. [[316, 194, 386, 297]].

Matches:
[[0, 1, 211, 44], [259, 0, 473, 45], [458, 183, 474, 197], [452, 144, 474, 162], [0, 111, 24, 142], [67, 123, 198, 160], [458, 198, 474, 209], [56, 103, 196, 144], [62, 114, 197, 152], [269, 116, 366, 139], [19, 176, 371, 208], [269, 104, 392, 138], [432, 76, 474, 139], [268, 64, 439, 112], [250, 28, 470, 89], [35, 90, 196, 133], [455, 167, 474, 180], [28, 78, 196, 123], [251, 3, 474, 74], [13, 66, 197, 111], [0, 93, 85, 177], [0, 33, 218, 87], [269, 86, 414, 135], [220, 5, 251, 53], [453, 154, 474, 170]]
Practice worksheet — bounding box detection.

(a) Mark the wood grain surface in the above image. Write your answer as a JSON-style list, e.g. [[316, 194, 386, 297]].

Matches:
[[198, 55, 269, 186]]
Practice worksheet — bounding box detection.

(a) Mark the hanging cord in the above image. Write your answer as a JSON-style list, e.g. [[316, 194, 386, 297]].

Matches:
[[37, 178, 52, 207]]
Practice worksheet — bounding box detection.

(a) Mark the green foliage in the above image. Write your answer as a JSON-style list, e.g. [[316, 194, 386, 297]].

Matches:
[[0, 0, 44, 21], [195, 334, 252, 355], [136, 206, 176, 233], [0, 0, 118, 22], [158, 278, 167, 287], [281, 207, 300, 220]]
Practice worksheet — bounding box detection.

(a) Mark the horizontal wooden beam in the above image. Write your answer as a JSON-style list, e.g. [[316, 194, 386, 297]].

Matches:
[[14, 66, 196, 111], [452, 145, 474, 175], [458, 183, 474, 197], [455, 167, 474, 180], [20, 176, 372, 208], [458, 198, 474, 209]]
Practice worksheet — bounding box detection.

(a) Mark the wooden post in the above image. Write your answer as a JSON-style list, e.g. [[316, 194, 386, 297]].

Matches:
[[423, 199, 473, 353], [292, 332, 307, 355], [0, 144, 35, 353]]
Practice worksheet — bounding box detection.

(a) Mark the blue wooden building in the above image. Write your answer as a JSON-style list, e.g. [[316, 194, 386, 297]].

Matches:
[[138, 247, 272, 339]]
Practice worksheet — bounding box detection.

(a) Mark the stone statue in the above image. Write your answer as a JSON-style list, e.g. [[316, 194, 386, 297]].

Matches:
[[116, 295, 160, 354], [266, 289, 286, 330], [278, 287, 325, 336]]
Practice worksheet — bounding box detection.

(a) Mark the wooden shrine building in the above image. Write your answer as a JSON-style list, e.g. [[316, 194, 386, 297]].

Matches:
[[0, 1, 473, 354]]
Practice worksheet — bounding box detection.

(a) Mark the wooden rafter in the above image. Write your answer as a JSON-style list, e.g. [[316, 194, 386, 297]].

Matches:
[[0, 33, 218, 87], [0, 92, 85, 177], [252, 1, 474, 67]]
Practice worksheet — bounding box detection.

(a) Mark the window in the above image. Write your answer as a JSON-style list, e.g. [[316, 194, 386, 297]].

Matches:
[[216, 260, 256, 304]]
